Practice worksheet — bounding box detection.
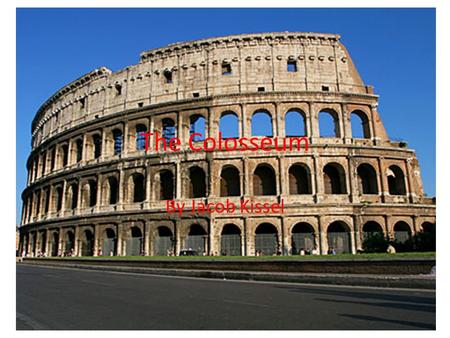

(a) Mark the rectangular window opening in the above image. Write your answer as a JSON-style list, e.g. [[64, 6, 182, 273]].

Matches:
[[257, 87, 265, 92], [222, 63, 232, 75], [322, 86, 330, 92], [164, 71, 173, 84], [193, 92, 200, 98], [287, 60, 297, 72]]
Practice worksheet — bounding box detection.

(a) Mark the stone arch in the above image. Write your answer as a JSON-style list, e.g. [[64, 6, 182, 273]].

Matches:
[[162, 118, 176, 143], [189, 114, 206, 141], [154, 226, 175, 256], [285, 109, 306, 137], [252, 109, 273, 137], [387, 165, 406, 195], [38, 230, 47, 254], [157, 169, 174, 200], [54, 185, 64, 212], [82, 179, 97, 208], [220, 223, 242, 256], [220, 165, 241, 197], [102, 227, 117, 256], [104, 176, 119, 205], [112, 128, 123, 155], [393, 221, 412, 243], [255, 223, 279, 255], [288, 163, 311, 194], [64, 229, 75, 255], [67, 182, 78, 209], [350, 110, 370, 138], [184, 224, 208, 254], [319, 109, 340, 137], [421, 222, 435, 233], [50, 231, 59, 257], [80, 229, 94, 256], [135, 124, 147, 151], [220, 111, 239, 139], [327, 221, 351, 254], [129, 172, 145, 203], [357, 163, 378, 195], [253, 164, 276, 196], [126, 226, 143, 256], [291, 222, 315, 254], [323, 163, 347, 194], [362, 221, 384, 240], [188, 166, 206, 198]]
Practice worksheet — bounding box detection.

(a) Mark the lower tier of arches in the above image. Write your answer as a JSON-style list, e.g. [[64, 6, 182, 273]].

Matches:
[[18, 210, 436, 257]]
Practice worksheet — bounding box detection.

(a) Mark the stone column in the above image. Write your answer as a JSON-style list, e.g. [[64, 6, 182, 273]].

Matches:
[[117, 224, 123, 256], [175, 161, 181, 200], [144, 221, 151, 256], [377, 157, 387, 203], [313, 155, 321, 203], [122, 121, 129, 156], [318, 216, 327, 255], [175, 220, 182, 255], [93, 224, 100, 256]]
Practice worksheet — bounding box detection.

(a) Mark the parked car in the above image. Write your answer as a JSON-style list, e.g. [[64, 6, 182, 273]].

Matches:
[[179, 249, 198, 256]]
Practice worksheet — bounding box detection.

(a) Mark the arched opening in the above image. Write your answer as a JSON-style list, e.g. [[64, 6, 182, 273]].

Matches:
[[64, 230, 75, 255], [387, 165, 406, 195], [422, 222, 435, 233], [220, 166, 240, 197], [102, 228, 117, 256], [221, 224, 242, 256], [135, 124, 147, 151], [357, 164, 378, 195], [107, 176, 119, 205], [253, 164, 276, 196], [39, 231, 47, 254], [327, 221, 351, 254], [51, 232, 59, 256], [189, 115, 206, 141], [126, 226, 143, 256], [323, 163, 347, 194], [75, 138, 83, 163], [162, 118, 176, 143], [255, 223, 278, 255], [154, 226, 174, 256], [81, 230, 94, 256], [350, 110, 370, 138], [69, 183, 78, 209], [288, 164, 311, 194], [93, 134, 102, 159], [131, 173, 145, 203], [393, 221, 411, 243], [55, 186, 63, 212], [291, 223, 315, 254], [220, 111, 239, 139], [184, 224, 207, 254], [159, 170, 174, 200], [61, 144, 69, 166], [88, 180, 97, 207], [285, 109, 306, 137], [112, 129, 123, 155], [188, 166, 206, 198], [362, 221, 384, 240], [319, 109, 340, 137], [251, 110, 273, 137]]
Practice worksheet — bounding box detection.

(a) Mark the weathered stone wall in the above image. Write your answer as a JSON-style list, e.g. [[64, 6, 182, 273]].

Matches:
[[19, 32, 435, 258]]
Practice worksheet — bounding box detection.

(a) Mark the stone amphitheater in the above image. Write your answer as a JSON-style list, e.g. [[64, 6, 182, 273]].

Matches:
[[18, 32, 436, 257]]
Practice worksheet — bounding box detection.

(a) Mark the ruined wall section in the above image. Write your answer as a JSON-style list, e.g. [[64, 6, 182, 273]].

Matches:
[[31, 32, 374, 150]]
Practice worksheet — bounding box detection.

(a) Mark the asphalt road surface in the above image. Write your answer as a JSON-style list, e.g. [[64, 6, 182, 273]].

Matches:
[[16, 264, 435, 330]]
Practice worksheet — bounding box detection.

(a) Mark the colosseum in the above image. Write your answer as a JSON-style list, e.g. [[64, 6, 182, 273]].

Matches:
[[18, 32, 436, 257]]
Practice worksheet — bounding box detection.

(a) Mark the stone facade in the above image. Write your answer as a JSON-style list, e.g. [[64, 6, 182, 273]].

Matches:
[[18, 32, 435, 257]]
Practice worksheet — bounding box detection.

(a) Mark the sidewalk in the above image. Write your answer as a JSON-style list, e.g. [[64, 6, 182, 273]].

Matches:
[[19, 261, 436, 289]]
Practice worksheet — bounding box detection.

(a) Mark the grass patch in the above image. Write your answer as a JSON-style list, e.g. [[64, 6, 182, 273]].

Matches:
[[40, 252, 435, 261]]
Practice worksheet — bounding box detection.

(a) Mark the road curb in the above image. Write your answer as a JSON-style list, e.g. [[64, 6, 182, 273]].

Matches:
[[19, 261, 436, 289]]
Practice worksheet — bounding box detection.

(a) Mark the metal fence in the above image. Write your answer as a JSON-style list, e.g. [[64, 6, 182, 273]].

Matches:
[[154, 236, 174, 256], [327, 232, 351, 253], [184, 235, 206, 254], [220, 234, 241, 256], [103, 238, 116, 256], [255, 233, 278, 255], [126, 237, 143, 256], [394, 231, 411, 243], [291, 233, 315, 254]]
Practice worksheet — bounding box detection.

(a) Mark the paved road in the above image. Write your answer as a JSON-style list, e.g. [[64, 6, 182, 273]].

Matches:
[[16, 264, 435, 330]]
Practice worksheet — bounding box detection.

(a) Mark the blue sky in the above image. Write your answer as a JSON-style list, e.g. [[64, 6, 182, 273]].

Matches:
[[16, 8, 436, 223]]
